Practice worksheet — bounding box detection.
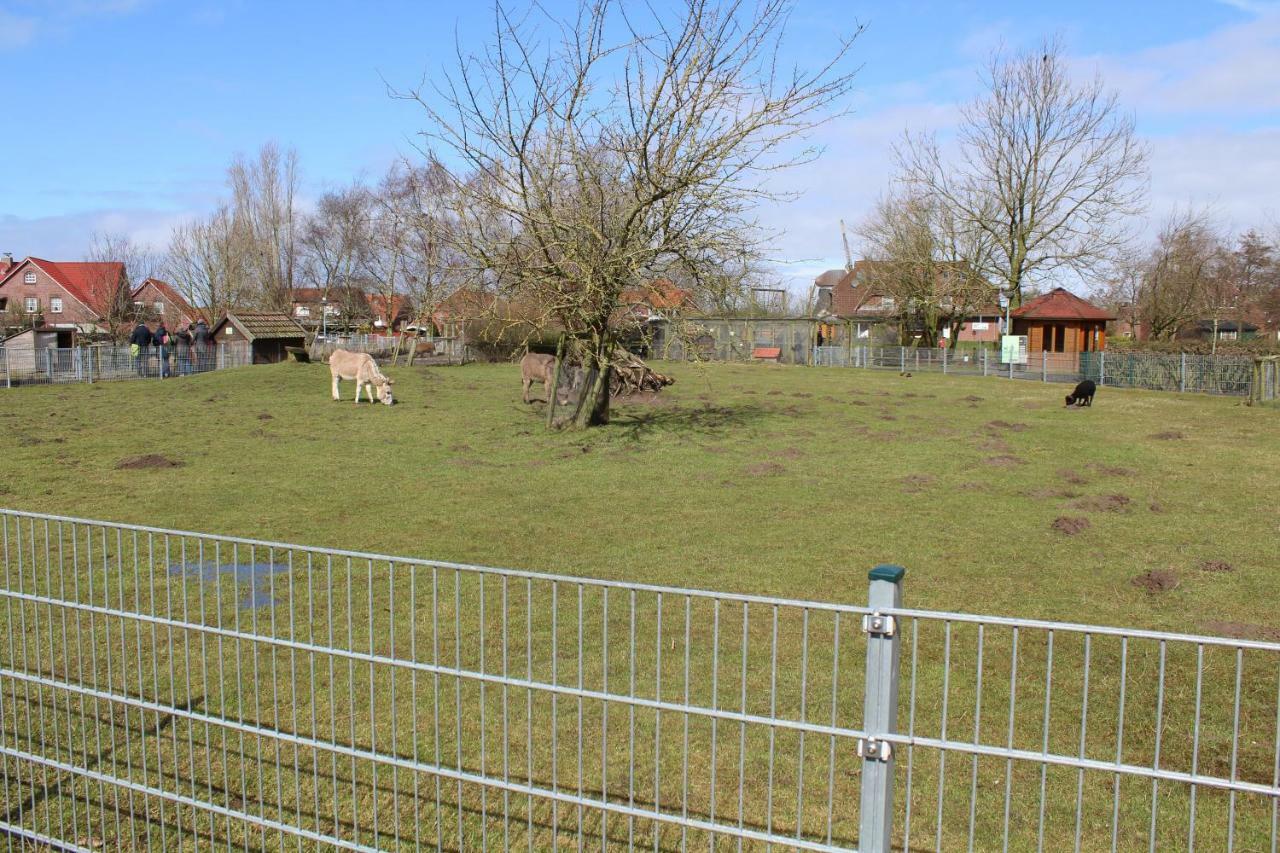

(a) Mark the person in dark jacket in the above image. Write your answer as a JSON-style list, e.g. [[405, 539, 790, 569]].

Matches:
[[128, 321, 153, 376], [174, 325, 193, 376], [192, 319, 212, 372], [155, 322, 171, 378]]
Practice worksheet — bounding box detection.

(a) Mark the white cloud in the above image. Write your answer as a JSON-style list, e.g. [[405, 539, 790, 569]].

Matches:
[[0, 10, 37, 47], [0, 209, 184, 260]]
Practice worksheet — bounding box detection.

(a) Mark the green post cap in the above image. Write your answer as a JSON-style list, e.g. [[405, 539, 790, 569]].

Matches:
[[869, 564, 906, 583]]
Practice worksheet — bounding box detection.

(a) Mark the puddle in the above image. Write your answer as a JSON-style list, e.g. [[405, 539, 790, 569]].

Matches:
[[168, 560, 291, 609]]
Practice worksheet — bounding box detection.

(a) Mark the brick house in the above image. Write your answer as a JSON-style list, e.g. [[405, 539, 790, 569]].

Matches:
[[0, 257, 127, 334], [130, 278, 200, 329]]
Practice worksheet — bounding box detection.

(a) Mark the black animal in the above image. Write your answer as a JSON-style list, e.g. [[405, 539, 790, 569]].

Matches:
[[1065, 379, 1097, 407]]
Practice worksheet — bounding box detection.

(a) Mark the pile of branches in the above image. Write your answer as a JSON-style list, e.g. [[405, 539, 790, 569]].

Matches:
[[610, 351, 675, 396]]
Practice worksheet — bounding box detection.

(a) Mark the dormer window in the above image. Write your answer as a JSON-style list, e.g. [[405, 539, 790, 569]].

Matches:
[[24, 271, 36, 284]]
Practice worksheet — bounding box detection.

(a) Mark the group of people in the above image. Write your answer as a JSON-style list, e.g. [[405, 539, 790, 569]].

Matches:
[[129, 318, 214, 377]]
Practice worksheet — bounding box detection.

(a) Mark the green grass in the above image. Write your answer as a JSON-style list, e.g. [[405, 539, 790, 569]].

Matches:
[[1, 361, 1278, 850], [2, 360, 1276, 629]]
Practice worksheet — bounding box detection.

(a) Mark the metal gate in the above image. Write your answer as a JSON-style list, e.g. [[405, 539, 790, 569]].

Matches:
[[1, 509, 1277, 850]]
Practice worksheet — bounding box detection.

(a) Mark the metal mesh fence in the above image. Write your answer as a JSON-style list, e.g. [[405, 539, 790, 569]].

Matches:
[[0, 343, 253, 388], [811, 346, 1261, 398], [1, 509, 1277, 850]]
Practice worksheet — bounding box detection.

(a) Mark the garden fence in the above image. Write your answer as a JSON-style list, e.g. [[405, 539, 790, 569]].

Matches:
[[813, 345, 1259, 397], [1, 508, 1277, 850], [0, 342, 253, 389]]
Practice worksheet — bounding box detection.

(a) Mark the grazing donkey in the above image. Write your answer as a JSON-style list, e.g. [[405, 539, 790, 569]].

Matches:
[[329, 349, 395, 405], [520, 352, 557, 404]]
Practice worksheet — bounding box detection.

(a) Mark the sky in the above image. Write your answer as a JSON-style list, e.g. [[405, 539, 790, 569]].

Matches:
[[2, 0, 1278, 294]]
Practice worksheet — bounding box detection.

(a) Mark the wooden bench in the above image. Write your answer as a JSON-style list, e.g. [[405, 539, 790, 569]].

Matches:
[[752, 346, 782, 362]]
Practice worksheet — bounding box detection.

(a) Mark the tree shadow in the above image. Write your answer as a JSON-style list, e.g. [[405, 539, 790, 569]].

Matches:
[[610, 403, 770, 443]]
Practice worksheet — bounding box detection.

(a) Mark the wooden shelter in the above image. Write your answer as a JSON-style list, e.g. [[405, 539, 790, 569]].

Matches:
[[1011, 288, 1115, 354], [210, 312, 307, 364]]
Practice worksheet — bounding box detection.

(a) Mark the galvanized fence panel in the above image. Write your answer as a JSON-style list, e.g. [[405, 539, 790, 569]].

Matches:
[[0, 343, 253, 388], [0, 509, 874, 851], [811, 345, 1262, 399]]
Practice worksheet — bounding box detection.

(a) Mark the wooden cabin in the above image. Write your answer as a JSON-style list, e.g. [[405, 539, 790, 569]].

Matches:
[[1011, 288, 1114, 354], [210, 312, 307, 364]]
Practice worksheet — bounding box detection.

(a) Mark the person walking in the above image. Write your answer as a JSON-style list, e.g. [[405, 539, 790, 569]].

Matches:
[[174, 324, 193, 376], [128, 320, 153, 377], [192, 318, 212, 372], [155, 321, 172, 378]]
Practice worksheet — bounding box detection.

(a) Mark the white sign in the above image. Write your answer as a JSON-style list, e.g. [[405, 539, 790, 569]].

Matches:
[[1001, 335, 1028, 365]]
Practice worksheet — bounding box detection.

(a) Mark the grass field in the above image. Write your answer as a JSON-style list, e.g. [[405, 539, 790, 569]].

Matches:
[[1, 359, 1276, 631], [1, 360, 1278, 850]]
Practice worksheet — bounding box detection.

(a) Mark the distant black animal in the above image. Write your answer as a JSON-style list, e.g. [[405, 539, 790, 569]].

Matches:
[[1065, 379, 1096, 407]]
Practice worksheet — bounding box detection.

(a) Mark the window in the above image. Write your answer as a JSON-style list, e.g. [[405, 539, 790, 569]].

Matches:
[[941, 326, 951, 339], [154, 301, 164, 315], [24, 297, 38, 313], [295, 305, 311, 318], [23, 271, 36, 284], [225, 326, 234, 335], [49, 297, 63, 314], [133, 301, 144, 314], [971, 321, 989, 331]]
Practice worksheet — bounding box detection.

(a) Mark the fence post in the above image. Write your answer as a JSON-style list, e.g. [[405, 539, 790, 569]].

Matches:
[[1180, 353, 1187, 393], [1099, 350, 1106, 386], [1042, 349, 1048, 382], [900, 347, 906, 372], [859, 564, 904, 853], [75, 347, 83, 382], [982, 348, 988, 377], [942, 346, 948, 374], [2, 347, 8, 388], [45, 348, 54, 382]]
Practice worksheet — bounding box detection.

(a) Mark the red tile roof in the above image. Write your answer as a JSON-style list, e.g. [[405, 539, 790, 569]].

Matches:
[[1, 258, 125, 316], [1012, 288, 1115, 321], [132, 278, 197, 319], [620, 280, 697, 311]]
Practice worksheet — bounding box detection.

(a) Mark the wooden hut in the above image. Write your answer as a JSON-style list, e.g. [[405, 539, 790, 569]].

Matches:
[[210, 312, 307, 364], [1011, 288, 1115, 354]]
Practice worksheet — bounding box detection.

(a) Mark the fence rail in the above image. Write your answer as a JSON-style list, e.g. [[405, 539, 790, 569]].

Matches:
[[0, 342, 253, 388], [1, 509, 1277, 850], [812, 345, 1260, 398]]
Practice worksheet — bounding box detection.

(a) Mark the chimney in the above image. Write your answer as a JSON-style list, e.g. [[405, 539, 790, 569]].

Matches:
[[0, 253, 13, 276]]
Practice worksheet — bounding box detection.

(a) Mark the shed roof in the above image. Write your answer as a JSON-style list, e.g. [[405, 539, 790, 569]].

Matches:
[[1012, 288, 1115, 321], [213, 312, 307, 341]]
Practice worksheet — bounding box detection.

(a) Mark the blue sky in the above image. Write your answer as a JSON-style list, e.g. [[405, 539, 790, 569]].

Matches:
[[2, 0, 1278, 291]]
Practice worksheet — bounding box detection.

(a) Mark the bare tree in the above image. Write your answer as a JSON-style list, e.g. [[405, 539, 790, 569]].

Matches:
[[857, 185, 997, 346], [385, 158, 470, 332], [85, 232, 157, 339], [299, 182, 373, 326], [897, 38, 1148, 307], [1138, 209, 1221, 340], [406, 0, 860, 426], [166, 205, 254, 320], [229, 142, 301, 310]]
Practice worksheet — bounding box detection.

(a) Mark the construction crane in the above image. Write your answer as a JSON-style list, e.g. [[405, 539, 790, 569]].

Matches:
[[840, 219, 854, 273]]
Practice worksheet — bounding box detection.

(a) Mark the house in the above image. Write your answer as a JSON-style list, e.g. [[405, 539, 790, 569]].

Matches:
[[291, 288, 348, 328], [0, 257, 127, 334], [1010, 288, 1114, 354], [942, 305, 1004, 346], [130, 278, 200, 329], [367, 293, 411, 332], [210, 312, 307, 364], [1179, 319, 1260, 342], [1, 327, 79, 378]]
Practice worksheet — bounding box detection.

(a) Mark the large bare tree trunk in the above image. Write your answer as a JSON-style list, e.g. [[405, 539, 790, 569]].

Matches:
[[572, 333, 613, 428]]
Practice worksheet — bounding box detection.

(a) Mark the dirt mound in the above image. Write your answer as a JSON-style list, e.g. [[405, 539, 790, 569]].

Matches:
[[1057, 469, 1089, 485], [766, 390, 784, 396], [1133, 569, 1179, 594], [776, 447, 804, 459], [985, 420, 1029, 432], [256, 413, 273, 421], [1148, 502, 1166, 513], [1198, 560, 1233, 573], [1150, 431, 1185, 441], [1202, 621, 1280, 642], [961, 395, 984, 403], [984, 454, 1025, 467], [1069, 494, 1131, 513], [744, 462, 786, 477], [849, 400, 869, 407], [116, 454, 184, 470], [879, 414, 898, 422], [1051, 516, 1090, 535], [901, 474, 935, 493]]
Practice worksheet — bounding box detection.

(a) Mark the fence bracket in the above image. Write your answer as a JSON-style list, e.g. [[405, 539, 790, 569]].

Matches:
[[862, 612, 896, 637], [856, 737, 893, 761]]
